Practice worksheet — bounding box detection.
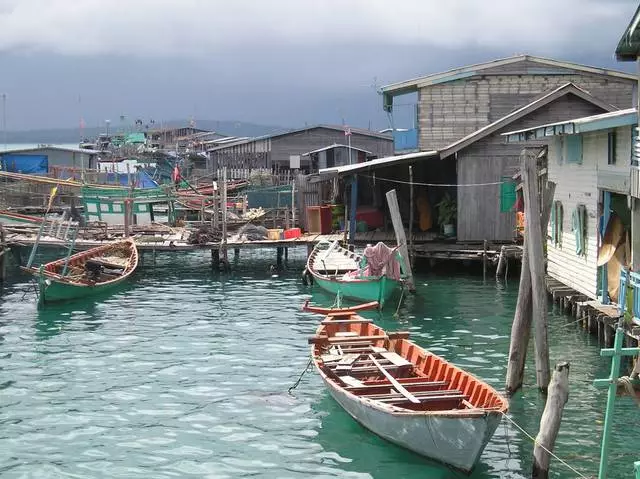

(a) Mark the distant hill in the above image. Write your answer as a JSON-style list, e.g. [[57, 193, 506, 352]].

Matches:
[[3, 120, 288, 144]]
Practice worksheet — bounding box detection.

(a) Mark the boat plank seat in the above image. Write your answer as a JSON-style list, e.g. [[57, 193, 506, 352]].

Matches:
[[362, 389, 464, 401], [345, 380, 448, 391], [321, 318, 373, 325], [339, 375, 365, 388], [379, 351, 412, 368], [380, 393, 468, 405], [387, 331, 410, 340], [326, 311, 362, 318], [334, 331, 359, 338], [86, 258, 126, 270], [327, 335, 388, 344], [335, 354, 361, 371]]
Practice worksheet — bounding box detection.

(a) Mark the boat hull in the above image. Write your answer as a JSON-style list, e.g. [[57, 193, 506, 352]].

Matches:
[[311, 273, 399, 307], [323, 376, 502, 472], [39, 274, 128, 303]]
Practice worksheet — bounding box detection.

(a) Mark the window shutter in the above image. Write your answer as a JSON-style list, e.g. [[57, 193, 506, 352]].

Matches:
[[565, 135, 583, 164]]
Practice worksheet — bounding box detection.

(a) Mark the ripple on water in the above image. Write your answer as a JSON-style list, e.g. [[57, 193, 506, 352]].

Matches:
[[0, 259, 636, 478]]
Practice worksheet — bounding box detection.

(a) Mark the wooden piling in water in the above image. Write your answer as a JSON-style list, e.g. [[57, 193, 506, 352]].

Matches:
[[505, 174, 555, 394], [409, 165, 414, 266], [532, 361, 570, 479], [521, 150, 551, 392], [386, 189, 415, 292], [0, 223, 5, 281]]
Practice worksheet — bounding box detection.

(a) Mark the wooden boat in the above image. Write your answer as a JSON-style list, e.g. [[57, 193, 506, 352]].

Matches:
[[0, 210, 43, 225], [305, 303, 509, 473], [305, 240, 405, 308], [21, 238, 138, 304]]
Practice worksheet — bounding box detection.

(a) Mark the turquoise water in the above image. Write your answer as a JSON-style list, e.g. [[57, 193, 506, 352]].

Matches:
[[0, 249, 638, 478]]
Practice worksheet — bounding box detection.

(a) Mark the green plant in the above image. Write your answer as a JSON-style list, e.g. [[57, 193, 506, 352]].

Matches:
[[436, 193, 457, 225]]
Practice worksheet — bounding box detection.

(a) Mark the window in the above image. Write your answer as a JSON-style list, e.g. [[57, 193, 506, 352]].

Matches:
[[608, 131, 616, 165]]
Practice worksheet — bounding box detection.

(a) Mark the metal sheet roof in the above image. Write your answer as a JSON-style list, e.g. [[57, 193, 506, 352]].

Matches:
[[502, 108, 637, 142], [302, 143, 372, 156], [616, 5, 640, 61], [319, 150, 438, 177], [0, 145, 101, 155], [381, 55, 637, 96]]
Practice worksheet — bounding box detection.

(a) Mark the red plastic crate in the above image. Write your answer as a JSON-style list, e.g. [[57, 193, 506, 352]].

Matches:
[[284, 227, 301, 239]]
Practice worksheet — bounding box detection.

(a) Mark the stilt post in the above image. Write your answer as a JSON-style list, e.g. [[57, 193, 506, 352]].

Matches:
[[386, 189, 415, 291], [532, 361, 570, 479], [521, 149, 551, 391], [409, 165, 414, 266], [505, 153, 555, 393]]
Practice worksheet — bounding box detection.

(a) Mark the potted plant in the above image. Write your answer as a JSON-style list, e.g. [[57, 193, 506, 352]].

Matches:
[[436, 193, 457, 237]]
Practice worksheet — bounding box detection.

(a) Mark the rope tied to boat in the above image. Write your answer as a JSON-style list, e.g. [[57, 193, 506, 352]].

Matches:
[[500, 412, 588, 479], [288, 357, 313, 395]]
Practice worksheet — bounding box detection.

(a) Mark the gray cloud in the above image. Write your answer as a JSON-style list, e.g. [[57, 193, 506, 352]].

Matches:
[[0, 1, 636, 132]]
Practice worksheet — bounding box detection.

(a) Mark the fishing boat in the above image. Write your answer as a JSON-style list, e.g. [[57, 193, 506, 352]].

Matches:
[[305, 303, 509, 472], [0, 210, 43, 225], [22, 238, 139, 304], [305, 240, 406, 308]]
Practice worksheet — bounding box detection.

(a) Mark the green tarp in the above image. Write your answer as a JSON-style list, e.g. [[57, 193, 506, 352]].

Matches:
[[500, 178, 517, 212]]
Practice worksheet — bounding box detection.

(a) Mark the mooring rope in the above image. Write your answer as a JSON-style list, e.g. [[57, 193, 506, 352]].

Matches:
[[500, 413, 588, 478], [288, 357, 313, 394], [393, 286, 405, 319]]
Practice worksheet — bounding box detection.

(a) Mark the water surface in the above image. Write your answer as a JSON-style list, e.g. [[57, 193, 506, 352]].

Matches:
[[0, 250, 637, 478]]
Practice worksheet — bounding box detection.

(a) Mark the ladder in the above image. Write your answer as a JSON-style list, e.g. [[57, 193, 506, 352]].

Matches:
[[26, 211, 80, 276]]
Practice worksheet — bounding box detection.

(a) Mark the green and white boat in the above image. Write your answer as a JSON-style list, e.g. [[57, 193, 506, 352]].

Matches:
[[305, 240, 406, 308]]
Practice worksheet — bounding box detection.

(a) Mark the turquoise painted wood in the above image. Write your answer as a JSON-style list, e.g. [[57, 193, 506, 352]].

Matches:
[[39, 273, 127, 303], [311, 273, 400, 308]]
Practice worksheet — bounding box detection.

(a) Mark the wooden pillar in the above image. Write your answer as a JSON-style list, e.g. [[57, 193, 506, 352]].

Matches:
[[532, 362, 570, 479], [482, 239, 488, 281], [505, 161, 555, 394], [211, 248, 220, 269], [409, 165, 414, 266], [0, 223, 5, 281], [522, 150, 551, 392], [277, 247, 284, 267], [601, 190, 611, 304], [496, 245, 507, 279], [221, 167, 228, 262], [284, 247, 288, 261], [386, 189, 415, 291], [124, 199, 132, 238], [348, 175, 358, 244], [234, 248, 240, 259]]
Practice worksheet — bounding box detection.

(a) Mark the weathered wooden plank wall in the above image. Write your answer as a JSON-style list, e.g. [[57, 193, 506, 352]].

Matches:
[[418, 59, 635, 151], [456, 94, 607, 242]]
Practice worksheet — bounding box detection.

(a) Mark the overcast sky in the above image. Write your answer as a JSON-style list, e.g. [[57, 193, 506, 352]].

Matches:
[[0, 0, 637, 133]]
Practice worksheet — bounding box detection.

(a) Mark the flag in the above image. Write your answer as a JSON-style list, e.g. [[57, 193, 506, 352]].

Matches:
[[47, 186, 58, 211], [79, 117, 85, 130], [344, 127, 352, 136]]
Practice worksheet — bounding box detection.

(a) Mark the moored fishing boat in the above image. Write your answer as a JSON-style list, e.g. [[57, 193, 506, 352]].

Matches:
[[304, 240, 406, 308], [305, 302, 509, 472], [21, 238, 138, 304]]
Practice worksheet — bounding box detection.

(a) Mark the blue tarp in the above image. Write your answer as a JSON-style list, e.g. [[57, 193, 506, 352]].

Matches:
[[1, 154, 48, 174], [105, 170, 159, 188]]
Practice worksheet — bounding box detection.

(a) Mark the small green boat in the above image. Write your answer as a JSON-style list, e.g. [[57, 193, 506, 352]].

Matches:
[[22, 238, 139, 304], [305, 240, 406, 308]]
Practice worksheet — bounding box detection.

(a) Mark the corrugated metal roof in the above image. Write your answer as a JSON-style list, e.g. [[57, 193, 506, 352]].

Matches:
[[319, 150, 438, 177], [502, 108, 637, 142], [206, 125, 391, 152], [381, 55, 637, 96], [301, 143, 372, 156], [0, 145, 101, 155]]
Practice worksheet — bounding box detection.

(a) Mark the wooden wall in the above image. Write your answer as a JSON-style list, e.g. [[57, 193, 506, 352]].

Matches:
[[456, 93, 607, 242], [417, 59, 635, 150]]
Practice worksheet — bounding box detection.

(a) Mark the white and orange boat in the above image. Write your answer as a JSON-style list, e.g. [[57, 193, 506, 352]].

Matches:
[[305, 302, 508, 472]]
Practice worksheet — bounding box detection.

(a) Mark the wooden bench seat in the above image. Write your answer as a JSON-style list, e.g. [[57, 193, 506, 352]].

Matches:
[[321, 318, 373, 325], [380, 393, 467, 405], [345, 380, 448, 391], [362, 389, 463, 401]]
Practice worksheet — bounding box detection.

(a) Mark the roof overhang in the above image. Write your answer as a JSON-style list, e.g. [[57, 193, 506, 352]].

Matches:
[[616, 5, 640, 61], [302, 143, 372, 156], [502, 108, 638, 143], [319, 150, 439, 177]]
